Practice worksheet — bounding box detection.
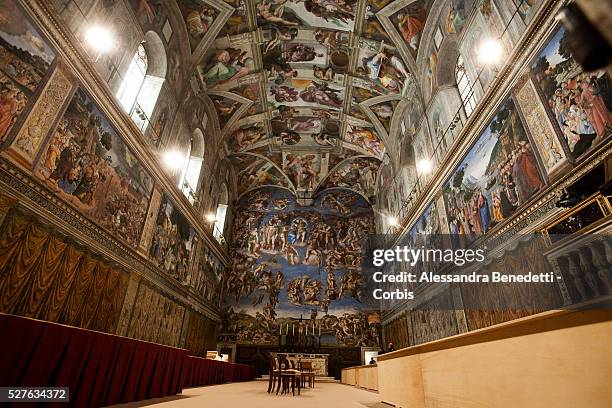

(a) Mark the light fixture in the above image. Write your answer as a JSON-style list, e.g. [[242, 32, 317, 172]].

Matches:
[[477, 38, 503, 65], [84, 25, 115, 55], [388, 216, 399, 227], [163, 150, 184, 170], [206, 213, 217, 223], [416, 159, 433, 174]]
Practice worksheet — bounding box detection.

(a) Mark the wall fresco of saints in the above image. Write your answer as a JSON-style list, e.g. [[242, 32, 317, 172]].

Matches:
[[35, 88, 153, 247], [531, 26, 612, 160], [149, 194, 197, 285], [442, 96, 544, 248], [219, 187, 380, 347], [0, 0, 55, 144], [192, 242, 224, 306]]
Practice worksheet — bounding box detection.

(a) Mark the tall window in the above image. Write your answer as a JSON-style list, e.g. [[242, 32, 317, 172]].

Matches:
[[180, 153, 203, 204], [116, 35, 165, 133], [213, 204, 228, 240], [213, 184, 229, 243], [179, 129, 205, 205], [116, 44, 147, 116], [455, 55, 477, 117]]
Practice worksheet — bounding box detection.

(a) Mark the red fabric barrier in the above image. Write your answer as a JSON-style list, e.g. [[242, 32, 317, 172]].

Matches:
[[181, 356, 255, 388], [0, 313, 254, 407]]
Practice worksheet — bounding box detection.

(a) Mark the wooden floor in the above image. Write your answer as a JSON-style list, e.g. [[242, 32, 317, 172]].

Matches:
[[105, 381, 386, 408]]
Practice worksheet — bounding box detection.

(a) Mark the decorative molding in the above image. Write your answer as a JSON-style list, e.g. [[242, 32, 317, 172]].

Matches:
[[513, 75, 568, 177], [0, 157, 220, 322], [7, 66, 74, 165]]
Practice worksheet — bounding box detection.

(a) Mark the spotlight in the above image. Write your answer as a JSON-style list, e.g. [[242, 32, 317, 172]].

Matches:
[[84, 25, 114, 54], [477, 38, 503, 65], [416, 159, 433, 174], [388, 216, 399, 227], [206, 213, 217, 223], [163, 150, 184, 170]]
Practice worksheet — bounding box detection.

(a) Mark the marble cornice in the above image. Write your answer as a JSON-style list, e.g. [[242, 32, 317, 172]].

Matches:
[[19, 0, 229, 266], [0, 157, 220, 322]]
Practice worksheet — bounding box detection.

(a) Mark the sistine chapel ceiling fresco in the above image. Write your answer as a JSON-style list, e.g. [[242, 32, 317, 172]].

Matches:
[[163, 0, 431, 204]]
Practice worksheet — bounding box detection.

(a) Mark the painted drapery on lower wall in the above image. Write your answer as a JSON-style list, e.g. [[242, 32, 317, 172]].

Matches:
[[0, 205, 217, 355], [220, 187, 381, 347], [0, 209, 128, 333]]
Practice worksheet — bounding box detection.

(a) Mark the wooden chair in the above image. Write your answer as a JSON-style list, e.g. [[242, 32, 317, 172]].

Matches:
[[276, 354, 301, 396], [267, 355, 278, 393], [299, 361, 316, 388]]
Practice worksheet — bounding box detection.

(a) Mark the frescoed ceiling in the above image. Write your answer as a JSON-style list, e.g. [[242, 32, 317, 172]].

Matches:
[[167, 0, 432, 203]]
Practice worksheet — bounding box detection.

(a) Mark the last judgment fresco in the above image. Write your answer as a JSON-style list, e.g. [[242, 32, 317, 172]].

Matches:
[[219, 187, 381, 347]]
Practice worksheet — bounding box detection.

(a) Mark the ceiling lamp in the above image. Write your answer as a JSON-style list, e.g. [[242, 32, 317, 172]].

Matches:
[[388, 216, 399, 227], [477, 38, 504, 65], [162, 150, 184, 170], [416, 159, 433, 174], [84, 25, 114, 55]]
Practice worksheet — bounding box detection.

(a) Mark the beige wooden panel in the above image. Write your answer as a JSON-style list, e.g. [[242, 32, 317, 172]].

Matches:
[[378, 310, 612, 408]]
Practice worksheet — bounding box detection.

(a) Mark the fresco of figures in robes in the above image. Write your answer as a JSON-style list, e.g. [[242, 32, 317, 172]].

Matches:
[[531, 26, 612, 160], [219, 187, 381, 347], [390, 0, 432, 56], [190, 242, 224, 307], [149, 194, 197, 285], [443, 96, 544, 248], [178, 0, 219, 51], [36, 88, 153, 247], [0, 0, 55, 143]]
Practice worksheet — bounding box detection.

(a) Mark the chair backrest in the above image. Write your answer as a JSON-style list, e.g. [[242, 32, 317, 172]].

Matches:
[[278, 354, 291, 370], [302, 361, 313, 371]]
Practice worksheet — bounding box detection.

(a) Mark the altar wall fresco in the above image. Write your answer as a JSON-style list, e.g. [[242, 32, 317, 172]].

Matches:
[[220, 187, 381, 347]]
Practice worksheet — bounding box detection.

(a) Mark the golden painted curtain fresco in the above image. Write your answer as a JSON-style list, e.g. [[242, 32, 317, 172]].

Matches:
[[461, 236, 564, 331], [0, 211, 129, 332], [126, 283, 185, 347], [184, 311, 218, 357]]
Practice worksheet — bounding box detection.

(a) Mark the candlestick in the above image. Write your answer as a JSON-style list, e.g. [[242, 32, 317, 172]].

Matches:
[[319, 323, 321, 336], [292, 324, 295, 336]]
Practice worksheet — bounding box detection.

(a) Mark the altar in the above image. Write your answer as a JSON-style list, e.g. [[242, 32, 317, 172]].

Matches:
[[272, 353, 329, 376]]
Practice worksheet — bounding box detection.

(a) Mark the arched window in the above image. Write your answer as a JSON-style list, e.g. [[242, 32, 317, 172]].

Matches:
[[213, 184, 229, 242], [179, 129, 205, 204], [455, 55, 477, 117], [116, 32, 166, 132], [116, 43, 147, 113]]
